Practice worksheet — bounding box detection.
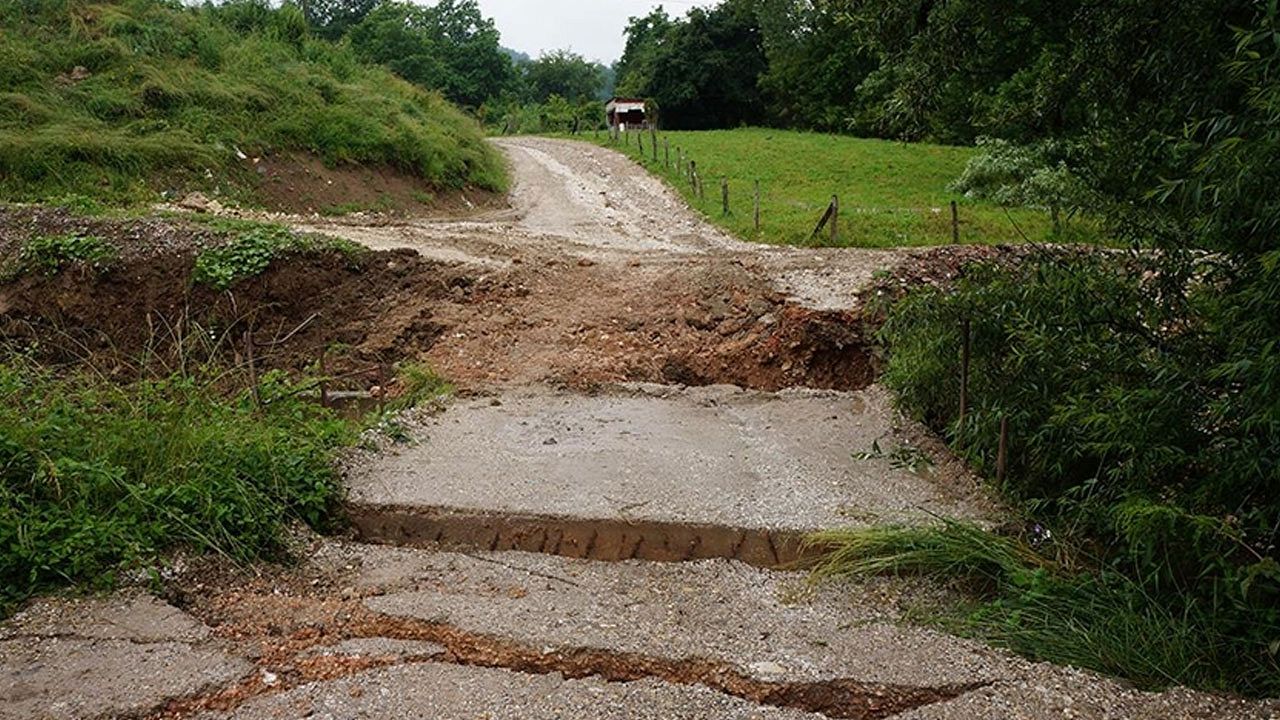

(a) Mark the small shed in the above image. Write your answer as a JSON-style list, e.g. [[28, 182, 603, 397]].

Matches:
[[605, 97, 647, 130]]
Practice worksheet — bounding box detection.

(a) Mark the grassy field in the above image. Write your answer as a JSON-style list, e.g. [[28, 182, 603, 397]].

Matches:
[[597, 127, 1086, 248], [0, 0, 504, 205]]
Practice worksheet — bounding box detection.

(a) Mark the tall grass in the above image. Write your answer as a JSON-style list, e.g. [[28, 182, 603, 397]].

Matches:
[[0, 0, 505, 204], [811, 522, 1280, 696], [0, 354, 353, 611]]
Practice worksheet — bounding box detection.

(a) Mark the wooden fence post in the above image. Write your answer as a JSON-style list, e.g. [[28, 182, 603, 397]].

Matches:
[[721, 177, 730, 215], [650, 126, 658, 162], [638, 130, 644, 157], [319, 346, 329, 409], [951, 200, 960, 244], [754, 180, 761, 231], [664, 139, 670, 169], [829, 194, 839, 244], [689, 160, 696, 189]]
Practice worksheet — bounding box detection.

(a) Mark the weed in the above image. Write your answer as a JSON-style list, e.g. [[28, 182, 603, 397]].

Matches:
[[193, 226, 365, 289], [5, 233, 117, 279], [0, 357, 352, 613]]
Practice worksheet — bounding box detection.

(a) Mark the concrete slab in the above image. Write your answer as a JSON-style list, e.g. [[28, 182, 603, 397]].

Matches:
[[210, 663, 825, 720], [346, 384, 985, 534], [0, 592, 250, 720], [325, 542, 1018, 690]]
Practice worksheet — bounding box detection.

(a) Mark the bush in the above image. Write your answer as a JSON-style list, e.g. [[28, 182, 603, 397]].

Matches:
[[871, 252, 1280, 695], [193, 224, 365, 289]]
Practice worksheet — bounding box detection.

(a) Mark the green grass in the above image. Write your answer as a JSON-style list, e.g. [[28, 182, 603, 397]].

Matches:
[[2, 232, 117, 280], [0, 350, 451, 614], [191, 224, 365, 290], [810, 521, 1280, 697], [0, 0, 505, 206], [596, 127, 1093, 248]]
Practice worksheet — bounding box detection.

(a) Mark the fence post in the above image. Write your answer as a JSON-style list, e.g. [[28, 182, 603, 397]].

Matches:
[[650, 126, 658, 162], [754, 180, 761, 232], [721, 177, 730, 216], [689, 160, 696, 189], [958, 318, 970, 430], [951, 200, 960, 244], [664, 139, 670, 169], [830, 194, 839, 244], [996, 416, 1009, 485]]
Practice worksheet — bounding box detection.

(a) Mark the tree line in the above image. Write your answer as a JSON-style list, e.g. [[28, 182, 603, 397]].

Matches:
[[293, 0, 611, 111]]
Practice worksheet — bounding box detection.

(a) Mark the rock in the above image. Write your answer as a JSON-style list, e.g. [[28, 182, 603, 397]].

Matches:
[[178, 192, 222, 214]]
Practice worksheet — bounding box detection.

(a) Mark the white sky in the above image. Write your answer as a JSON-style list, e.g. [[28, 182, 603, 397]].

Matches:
[[472, 0, 718, 64]]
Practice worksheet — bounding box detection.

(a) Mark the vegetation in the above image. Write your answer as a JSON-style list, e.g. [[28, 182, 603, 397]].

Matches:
[[602, 127, 1074, 247], [0, 356, 353, 612], [811, 520, 1279, 696], [0, 0, 504, 205], [2, 233, 117, 279], [192, 224, 364, 290]]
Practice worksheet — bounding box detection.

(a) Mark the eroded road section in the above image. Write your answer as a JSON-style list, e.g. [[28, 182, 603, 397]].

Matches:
[[3, 138, 1278, 719]]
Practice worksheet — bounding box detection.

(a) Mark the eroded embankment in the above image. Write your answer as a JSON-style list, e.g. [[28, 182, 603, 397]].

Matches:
[[0, 209, 878, 392]]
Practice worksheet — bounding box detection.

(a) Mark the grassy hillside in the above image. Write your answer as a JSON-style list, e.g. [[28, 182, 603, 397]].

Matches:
[[0, 0, 505, 205], [603, 127, 1088, 248]]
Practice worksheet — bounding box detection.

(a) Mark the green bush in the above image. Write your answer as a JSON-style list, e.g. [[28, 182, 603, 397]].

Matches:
[[0, 358, 353, 610], [872, 252, 1280, 695]]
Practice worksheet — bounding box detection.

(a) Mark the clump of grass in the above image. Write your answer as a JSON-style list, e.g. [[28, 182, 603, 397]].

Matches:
[[809, 521, 1280, 697], [193, 225, 365, 289], [0, 356, 353, 611], [3, 233, 117, 279]]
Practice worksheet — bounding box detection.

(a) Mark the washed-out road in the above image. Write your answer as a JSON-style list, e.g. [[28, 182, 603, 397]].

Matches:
[[2, 138, 1276, 720]]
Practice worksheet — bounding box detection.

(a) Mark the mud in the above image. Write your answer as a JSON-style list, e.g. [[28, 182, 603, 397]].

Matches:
[[347, 504, 816, 568]]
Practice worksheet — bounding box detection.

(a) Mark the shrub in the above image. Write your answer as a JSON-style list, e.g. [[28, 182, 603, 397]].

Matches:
[[870, 252, 1280, 695]]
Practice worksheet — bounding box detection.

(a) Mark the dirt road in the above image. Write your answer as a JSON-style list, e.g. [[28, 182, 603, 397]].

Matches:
[[3, 138, 1276, 720]]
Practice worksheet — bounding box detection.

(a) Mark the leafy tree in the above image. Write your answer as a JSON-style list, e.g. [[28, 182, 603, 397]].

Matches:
[[616, 0, 768, 129], [346, 0, 516, 108], [522, 50, 603, 103], [299, 0, 378, 40]]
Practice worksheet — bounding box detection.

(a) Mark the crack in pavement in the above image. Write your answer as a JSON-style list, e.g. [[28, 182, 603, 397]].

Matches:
[[139, 590, 989, 720]]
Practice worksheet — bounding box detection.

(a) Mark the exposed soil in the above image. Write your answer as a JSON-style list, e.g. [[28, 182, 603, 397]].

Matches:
[[347, 504, 818, 569], [249, 153, 506, 217], [0, 206, 876, 392]]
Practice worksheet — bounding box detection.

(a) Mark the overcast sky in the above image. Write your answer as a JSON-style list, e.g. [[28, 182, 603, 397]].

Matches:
[[472, 0, 718, 64]]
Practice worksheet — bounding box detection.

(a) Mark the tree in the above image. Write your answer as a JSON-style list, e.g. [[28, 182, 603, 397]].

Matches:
[[522, 50, 603, 103], [346, 0, 516, 108], [616, 0, 768, 129]]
